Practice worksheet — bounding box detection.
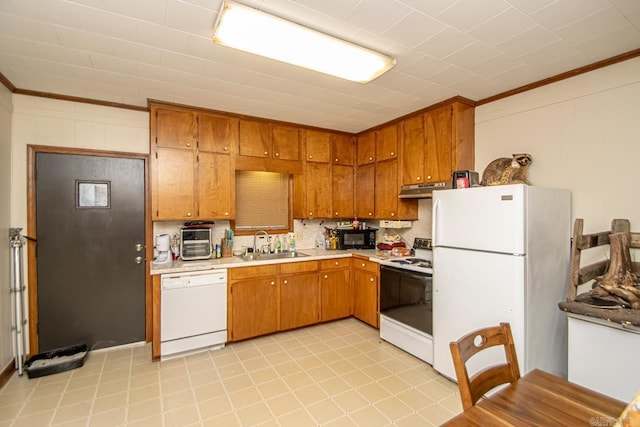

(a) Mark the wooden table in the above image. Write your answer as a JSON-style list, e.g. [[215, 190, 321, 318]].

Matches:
[[442, 369, 626, 426]]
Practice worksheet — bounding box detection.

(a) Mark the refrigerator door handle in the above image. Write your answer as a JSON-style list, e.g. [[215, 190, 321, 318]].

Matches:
[[432, 198, 440, 246]]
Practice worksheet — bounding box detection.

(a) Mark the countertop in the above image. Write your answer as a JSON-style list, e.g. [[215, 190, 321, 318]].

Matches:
[[150, 248, 386, 275]]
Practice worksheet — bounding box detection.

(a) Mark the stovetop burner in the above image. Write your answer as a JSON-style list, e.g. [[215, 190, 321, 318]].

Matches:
[[388, 258, 432, 268], [380, 238, 433, 274]]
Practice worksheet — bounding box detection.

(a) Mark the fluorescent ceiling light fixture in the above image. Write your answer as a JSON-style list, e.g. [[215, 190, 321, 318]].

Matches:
[[213, 1, 396, 83]]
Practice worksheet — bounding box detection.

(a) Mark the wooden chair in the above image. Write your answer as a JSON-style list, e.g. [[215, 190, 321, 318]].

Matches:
[[449, 322, 521, 411]]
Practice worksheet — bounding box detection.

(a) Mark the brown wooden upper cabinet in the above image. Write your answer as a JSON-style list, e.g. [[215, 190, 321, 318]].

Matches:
[[305, 130, 331, 163], [155, 108, 197, 149], [332, 134, 355, 165], [239, 119, 271, 158], [272, 124, 301, 161], [151, 105, 235, 220], [401, 101, 475, 185], [375, 124, 398, 161], [199, 113, 238, 154], [356, 131, 375, 165]]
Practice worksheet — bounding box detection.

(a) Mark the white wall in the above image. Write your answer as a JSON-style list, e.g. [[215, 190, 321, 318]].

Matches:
[[10, 95, 149, 354], [0, 84, 13, 370], [475, 57, 640, 235], [11, 95, 149, 230]]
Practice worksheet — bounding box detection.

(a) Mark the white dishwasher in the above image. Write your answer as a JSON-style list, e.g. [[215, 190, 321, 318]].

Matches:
[[161, 269, 227, 359]]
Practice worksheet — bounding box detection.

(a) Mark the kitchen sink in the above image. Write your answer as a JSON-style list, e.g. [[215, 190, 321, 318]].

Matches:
[[238, 252, 309, 262]]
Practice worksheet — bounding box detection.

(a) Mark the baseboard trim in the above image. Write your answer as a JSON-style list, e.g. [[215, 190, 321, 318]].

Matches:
[[0, 359, 16, 390]]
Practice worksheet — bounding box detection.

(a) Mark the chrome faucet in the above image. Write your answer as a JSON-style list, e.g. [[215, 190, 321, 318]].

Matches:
[[253, 230, 270, 254]]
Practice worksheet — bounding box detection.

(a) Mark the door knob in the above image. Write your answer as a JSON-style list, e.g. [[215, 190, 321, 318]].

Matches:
[[135, 243, 144, 252], [134, 256, 143, 264]]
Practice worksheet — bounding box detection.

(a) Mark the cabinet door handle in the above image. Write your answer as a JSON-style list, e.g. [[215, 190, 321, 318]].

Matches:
[[187, 212, 192, 217], [308, 155, 313, 159], [390, 212, 395, 217], [368, 212, 373, 216], [390, 151, 395, 156], [186, 143, 191, 147], [224, 212, 229, 216], [427, 175, 432, 180], [416, 176, 421, 181], [335, 261, 339, 266], [334, 212, 339, 216], [370, 277, 374, 282], [264, 151, 269, 156], [361, 263, 366, 267], [275, 152, 280, 157], [309, 211, 313, 216], [270, 281, 275, 286], [324, 275, 328, 279], [283, 280, 288, 285], [334, 158, 339, 163], [368, 156, 373, 161]]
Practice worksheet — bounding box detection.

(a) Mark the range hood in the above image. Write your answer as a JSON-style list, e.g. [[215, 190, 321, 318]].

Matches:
[[398, 181, 452, 199]]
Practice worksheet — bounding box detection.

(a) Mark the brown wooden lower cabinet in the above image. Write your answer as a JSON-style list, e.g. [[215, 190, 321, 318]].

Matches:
[[320, 269, 351, 321], [230, 277, 279, 342], [226, 257, 380, 343], [351, 258, 380, 328], [280, 272, 319, 330]]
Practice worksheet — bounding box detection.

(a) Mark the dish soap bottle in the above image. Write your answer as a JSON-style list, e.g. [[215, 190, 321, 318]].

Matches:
[[287, 232, 296, 252], [274, 235, 282, 253]]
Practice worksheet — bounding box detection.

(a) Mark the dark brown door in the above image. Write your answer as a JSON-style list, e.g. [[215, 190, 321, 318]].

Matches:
[[35, 153, 145, 352]]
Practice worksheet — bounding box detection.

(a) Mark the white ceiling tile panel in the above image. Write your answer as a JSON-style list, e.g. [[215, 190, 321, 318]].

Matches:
[[136, 20, 190, 52], [468, 7, 538, 46], [397, 0, 458, 17], [401, 55, 450, 79], [519, 40, 579, 67], [0, 35, 92, 67], [343, 0, 413, 34], [1, 0, 639, 132], [103, 0, 168, 25], [472, 53, 527, 78], [415, 27, 475, 58], [495, 25, 560, 57], [159, 50, 206, 74], [505, 0, 556, 15], [531, 0, 611, 30], [0, 13, 60, 44], [628, 10, 640, 30], [435, 0, 511, 32], [89, 52, 139, 75], [55, 27, 115, 56], [76, 4, 139, 40], [428, 65, 475, 86], [555, 7, 630, 45], [443, 42, 503, 69], [112, 39, 163, 65], [382, 11, 447, 47], [292, 0, 359, 20], [178, 0, 222, 12], [574, 25, 640, 59], [165, 0, 217, 37]]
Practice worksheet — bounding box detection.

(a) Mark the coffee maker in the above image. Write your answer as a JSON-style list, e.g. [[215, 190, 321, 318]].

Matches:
[[154, 234, 171, 264]]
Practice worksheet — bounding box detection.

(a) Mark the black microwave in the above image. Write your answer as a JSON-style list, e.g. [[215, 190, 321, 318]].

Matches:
[[337, 228, 377, 250]]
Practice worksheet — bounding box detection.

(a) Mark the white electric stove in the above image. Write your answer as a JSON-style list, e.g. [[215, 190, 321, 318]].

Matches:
[[379, 238, 434, 364]]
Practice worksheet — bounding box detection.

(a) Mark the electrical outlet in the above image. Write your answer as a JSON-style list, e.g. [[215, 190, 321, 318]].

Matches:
[[295, 232, 303, 241]]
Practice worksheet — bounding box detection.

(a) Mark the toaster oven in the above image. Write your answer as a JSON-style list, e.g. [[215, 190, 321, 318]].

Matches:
[[180, 227, 213, 260]]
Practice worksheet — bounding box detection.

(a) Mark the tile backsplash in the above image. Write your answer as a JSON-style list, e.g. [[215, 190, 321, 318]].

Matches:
[[152, 199, 433, 253]]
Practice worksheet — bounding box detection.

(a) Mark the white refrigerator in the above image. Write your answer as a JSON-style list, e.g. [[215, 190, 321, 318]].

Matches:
[[432, 184, 571, 382]]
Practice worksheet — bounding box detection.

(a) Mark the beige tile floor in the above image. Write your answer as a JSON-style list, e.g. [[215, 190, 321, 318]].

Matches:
[[0, 318, 462, 426]]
